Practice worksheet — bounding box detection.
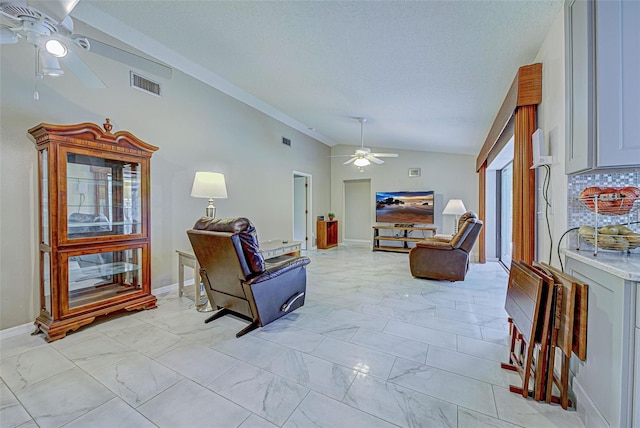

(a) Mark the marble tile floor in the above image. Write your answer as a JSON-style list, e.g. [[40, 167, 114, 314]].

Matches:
[[1, 244, 585, 428]]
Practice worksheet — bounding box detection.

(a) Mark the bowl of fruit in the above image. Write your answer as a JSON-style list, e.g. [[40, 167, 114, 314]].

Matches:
[[578, 224, 640, 251]]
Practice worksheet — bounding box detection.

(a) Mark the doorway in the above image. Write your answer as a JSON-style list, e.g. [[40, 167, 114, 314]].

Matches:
[[343, 179, 372, 242], [292, 171, 312, 250], [498, 161, 514, 269], [487, 137, 514, 268]]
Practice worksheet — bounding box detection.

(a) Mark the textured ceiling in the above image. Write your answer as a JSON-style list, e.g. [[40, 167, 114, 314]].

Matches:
[[71, 0, 562, 155]]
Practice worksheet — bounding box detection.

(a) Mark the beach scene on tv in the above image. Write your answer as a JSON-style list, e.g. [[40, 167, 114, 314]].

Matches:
[[376, 191, 434, 224]]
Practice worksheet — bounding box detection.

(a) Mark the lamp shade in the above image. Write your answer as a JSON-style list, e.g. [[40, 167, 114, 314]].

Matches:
[[442, 199, 466, 215], [191, 172, 228, 198]]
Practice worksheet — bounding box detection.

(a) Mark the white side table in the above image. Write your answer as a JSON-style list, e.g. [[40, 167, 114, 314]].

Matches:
[[175, 249, 209, 311]]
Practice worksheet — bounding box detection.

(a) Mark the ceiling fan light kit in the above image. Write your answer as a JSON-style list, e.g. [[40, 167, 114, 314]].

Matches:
[[44, 38, 66, 56], [353, 157, 370, 167], [333, 117, 399, 169], [39, 47, 63, 75]]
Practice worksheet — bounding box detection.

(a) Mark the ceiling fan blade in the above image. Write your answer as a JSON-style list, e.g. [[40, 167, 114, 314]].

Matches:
[[62, 48, 106, 88], [370, 153, 399, 158], [28, 0, 79, 24], [0, 25, 18, 43], [367, 155, 384, 165], [0, 8, 21, 24], [329, 154, 355, 158], [85, 37, 173, 79], [343, 158, 357, 165]]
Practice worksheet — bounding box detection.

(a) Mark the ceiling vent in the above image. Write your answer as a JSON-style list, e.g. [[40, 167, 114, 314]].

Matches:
[[130, 71, 161, 97]]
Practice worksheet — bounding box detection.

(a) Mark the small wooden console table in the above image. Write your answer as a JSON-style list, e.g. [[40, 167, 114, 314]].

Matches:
[[372, 225, 437, 253], [317, 220, 338, 249]]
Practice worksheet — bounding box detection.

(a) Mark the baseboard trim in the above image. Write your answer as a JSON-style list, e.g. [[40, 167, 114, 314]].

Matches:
[[573, 378, 609, 428], [153, 281, 182, 295], [0, 323, 34, 341], [0, 281, 184, 341], [343, 239, 371, 244]]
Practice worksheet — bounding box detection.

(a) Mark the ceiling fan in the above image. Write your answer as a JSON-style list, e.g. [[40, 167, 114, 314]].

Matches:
[[334, 117, 399, 169], [0, 0, 172, 91]]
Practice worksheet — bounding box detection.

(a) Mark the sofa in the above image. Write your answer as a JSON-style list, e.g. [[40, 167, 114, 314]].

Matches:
[[409, 211, 483, 281]]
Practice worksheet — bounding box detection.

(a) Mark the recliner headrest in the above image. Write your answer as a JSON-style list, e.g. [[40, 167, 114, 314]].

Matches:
[[459, 211, 477, 223], [456, 211, 478, 235], [192, 217, 265, 274], [193, 217, 253, 233]]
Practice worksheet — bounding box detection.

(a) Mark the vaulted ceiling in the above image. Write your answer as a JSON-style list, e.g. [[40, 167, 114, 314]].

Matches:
[[8, 0, 565, 155]]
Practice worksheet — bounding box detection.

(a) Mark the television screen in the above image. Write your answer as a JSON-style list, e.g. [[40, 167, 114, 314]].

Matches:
[[376, 191, 434, 224]]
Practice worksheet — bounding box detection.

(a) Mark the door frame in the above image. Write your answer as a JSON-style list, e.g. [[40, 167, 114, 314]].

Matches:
[[292, 171, 312, 250]]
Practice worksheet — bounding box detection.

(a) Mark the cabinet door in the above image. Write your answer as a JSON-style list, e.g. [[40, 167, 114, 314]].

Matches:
[[565, 0, 596, 174], [62, 148, 146, 243], [596, 0, 640, 168], [62, 245, 147, 314]]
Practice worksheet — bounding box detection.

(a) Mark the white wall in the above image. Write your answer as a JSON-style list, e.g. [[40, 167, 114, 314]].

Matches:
[[0, 42, 331, 329], [330, 145, 478, 240], [533, 7, 568, 268]]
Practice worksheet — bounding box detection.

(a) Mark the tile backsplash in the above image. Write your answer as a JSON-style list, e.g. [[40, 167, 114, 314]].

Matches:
[[567, 169, 640, 254]]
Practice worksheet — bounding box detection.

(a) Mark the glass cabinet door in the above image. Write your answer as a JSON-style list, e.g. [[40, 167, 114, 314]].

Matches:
[[65, 152, 142, 240], [66, 246, 144, 311]]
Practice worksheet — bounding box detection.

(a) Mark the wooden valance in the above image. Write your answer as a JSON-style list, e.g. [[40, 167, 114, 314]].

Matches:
[[476, 63, 542, 171]]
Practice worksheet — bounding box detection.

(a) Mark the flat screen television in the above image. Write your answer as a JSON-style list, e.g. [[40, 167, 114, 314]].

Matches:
[[375, 191, 434, 224]]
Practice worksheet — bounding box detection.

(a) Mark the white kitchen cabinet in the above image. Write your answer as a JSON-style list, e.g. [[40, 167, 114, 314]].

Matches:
[[565, 0, 596, 174], [564, 250, 639, 427], [565, 0, 640, 174]]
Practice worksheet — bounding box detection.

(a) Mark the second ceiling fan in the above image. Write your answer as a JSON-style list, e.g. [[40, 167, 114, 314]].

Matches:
[[337, 117, 398, 168]]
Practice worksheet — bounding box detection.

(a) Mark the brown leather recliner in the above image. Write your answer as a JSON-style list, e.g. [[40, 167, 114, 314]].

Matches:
[[409, 212, 483, 282], [187, 217, 310, 337]]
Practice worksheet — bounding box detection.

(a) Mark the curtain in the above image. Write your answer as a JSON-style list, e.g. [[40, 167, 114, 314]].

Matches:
[[512, 105, 536, 264]]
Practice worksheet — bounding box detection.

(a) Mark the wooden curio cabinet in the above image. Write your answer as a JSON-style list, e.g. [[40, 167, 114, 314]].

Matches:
[[29, 119, 158, 341]]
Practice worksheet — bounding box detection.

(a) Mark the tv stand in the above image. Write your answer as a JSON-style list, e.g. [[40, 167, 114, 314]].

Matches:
[[372, 225, 437, 253]]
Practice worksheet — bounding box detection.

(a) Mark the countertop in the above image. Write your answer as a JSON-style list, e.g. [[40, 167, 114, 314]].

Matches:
[[563, 249, 640, 281]]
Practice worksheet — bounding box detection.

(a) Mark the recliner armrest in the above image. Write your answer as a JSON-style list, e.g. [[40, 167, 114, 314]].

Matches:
[[420, 236, 452, 245], [414, 241, 454, 250], [245, 256, 311, 285]]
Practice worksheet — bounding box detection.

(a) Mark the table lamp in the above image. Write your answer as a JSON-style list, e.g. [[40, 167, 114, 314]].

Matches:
[[191, 172, 228, 218], [443, 199, 466, 234]]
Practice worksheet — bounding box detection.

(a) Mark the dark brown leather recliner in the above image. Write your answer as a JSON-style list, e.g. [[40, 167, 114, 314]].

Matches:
[[409, 212, 483, 282], [187, 217, 310, 337]]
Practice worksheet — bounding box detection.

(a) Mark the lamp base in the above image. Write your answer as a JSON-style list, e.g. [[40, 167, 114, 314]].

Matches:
[[205, 198, 216, 218], [196, 298, 214, 312]]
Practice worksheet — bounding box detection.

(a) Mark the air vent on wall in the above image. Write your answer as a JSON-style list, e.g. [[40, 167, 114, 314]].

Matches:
[[282, 137, 291, 147], [130, 71, 161, 97]]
